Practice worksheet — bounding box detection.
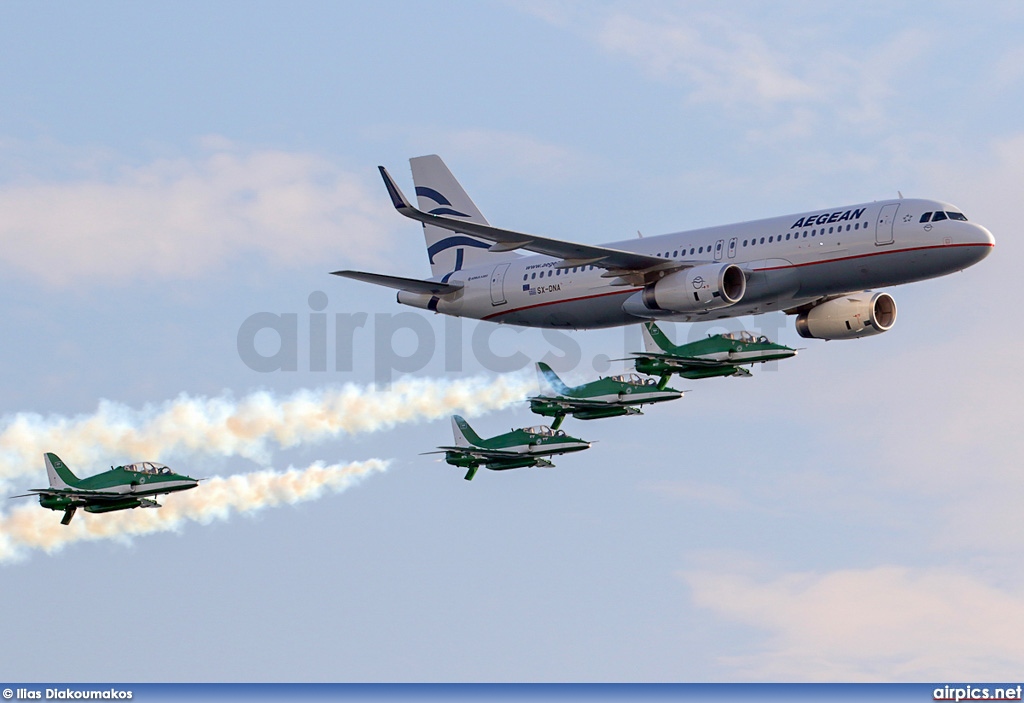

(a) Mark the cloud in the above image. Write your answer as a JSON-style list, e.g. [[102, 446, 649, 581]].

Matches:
[[521, 4, 937, 142], [683, 565, 1024, 680], [596, 11, 814, 107], [0, 139, 397, 286]]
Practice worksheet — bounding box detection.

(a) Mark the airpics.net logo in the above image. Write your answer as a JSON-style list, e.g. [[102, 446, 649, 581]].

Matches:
[[934, 684, 1023, 701], [235, 290, 788, 385]]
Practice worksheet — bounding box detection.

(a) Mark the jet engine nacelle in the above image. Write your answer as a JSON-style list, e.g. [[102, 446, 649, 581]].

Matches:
[[396, 290, 434, 310], [795, 291, 897, 340], [626, 263, 746, 315]]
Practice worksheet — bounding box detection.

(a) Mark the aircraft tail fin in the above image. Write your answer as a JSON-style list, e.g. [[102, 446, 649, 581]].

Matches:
[[44, 453, 81, 489], [409, 155, 520, 279], [451, 415, 484, 448], [642, 322, 676, 353], [535, 362, 571, 395]]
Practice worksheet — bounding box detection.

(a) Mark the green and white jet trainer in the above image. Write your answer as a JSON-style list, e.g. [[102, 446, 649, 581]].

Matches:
[[529, 362, 683, 429], [11, 453, 200, 525], [633, 322, 797, 383], [429, 416, 591, 481]]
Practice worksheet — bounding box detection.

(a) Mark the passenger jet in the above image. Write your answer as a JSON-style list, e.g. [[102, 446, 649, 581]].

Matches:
[[334, 156, 994, 339]]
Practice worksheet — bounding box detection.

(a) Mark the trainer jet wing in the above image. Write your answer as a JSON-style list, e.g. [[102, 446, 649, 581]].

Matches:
[[10, 453, 199, 525], [633, 322, 797, 384], [528, 362, 683, 429], [428, 416, 591, 481]]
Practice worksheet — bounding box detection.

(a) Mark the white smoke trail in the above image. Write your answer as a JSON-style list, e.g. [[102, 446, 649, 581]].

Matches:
[[0, 458, 389, 563], [0, 373, 536, 490]]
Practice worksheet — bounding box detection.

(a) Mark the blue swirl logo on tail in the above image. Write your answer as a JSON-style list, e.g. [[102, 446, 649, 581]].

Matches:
[[427, 236, 491, 264], [415, 186, 469, 217]]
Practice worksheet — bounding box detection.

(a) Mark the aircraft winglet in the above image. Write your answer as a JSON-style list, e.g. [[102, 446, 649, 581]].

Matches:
[[378, 165, 415, 212]]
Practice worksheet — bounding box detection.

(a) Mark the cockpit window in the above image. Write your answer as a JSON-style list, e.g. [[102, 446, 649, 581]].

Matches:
[[921, 211, 967, 223], [721, 331, 762, 343], [610, 373, 648, 385], [124, 462, 171, 475]]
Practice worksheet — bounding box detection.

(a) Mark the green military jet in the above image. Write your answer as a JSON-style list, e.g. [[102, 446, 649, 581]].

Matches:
[[11, 452, 200, 525], [529, 362, 683, 429], [430, 416, 591, 481], [633, 322, 797, 384]]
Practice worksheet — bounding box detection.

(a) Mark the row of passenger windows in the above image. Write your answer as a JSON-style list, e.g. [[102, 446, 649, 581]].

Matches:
[[524, 265, 599, 280], [520, 221, 867, 281], [920, 211, 968, 223], [742, 220, 862, 247]]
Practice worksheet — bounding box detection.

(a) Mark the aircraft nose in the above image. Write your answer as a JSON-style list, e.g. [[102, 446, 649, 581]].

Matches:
[[976, 223, 996, 248]]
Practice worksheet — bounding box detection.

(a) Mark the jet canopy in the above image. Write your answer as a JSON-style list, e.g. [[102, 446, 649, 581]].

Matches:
[[122, 462, 172, 475], [608, 372, 657, 386], [720, 331, 769, 344], [522, 426, 567, 437]]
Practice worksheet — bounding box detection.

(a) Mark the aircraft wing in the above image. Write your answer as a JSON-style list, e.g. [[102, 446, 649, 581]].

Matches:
[[21, 488, 129, 502], [379, 166, 674, 275], [529, 395, 623, 410], [433, 445, 524, 460], [330, 270, 463, 295], [631, 352, 730, 368]]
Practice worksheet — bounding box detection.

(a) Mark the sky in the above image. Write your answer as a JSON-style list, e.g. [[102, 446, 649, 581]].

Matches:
[[0, 0, 1022, 683]]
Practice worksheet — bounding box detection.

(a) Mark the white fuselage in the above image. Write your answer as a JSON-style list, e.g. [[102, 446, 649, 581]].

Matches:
[[403, 198, 993, 329]]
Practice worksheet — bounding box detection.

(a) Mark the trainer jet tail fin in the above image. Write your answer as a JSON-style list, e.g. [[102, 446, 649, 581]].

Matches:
[[451, 416, 485, 448], [44, 453, 81, 490], [535, 363, 571, 395], [641, 322, 677, 354]]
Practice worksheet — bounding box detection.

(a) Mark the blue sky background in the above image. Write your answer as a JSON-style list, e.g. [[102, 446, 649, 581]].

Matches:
[[1, 1, 1022, 682]]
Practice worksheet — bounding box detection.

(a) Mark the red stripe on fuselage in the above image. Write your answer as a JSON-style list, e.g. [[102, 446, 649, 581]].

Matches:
[[483, 242, 993, 321], [754, 241, 992, 271], [483, 287, 640, 320]]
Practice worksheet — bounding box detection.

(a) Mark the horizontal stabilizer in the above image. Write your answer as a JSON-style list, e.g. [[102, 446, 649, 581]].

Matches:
[[331, 270, 463, 295]]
